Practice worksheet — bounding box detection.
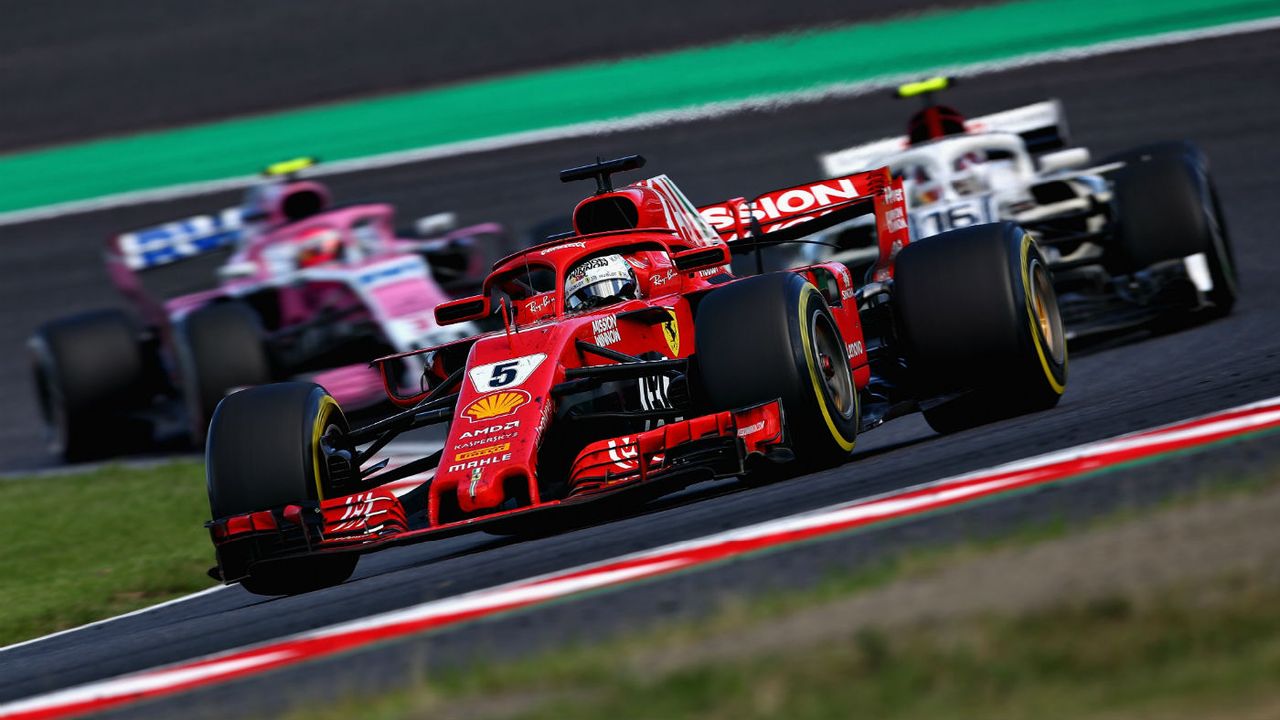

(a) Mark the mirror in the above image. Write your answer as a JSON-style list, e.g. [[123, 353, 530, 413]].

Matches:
[[435, 295, 491, 325], [415, 212, 458, 238], [217, 261, 259, 280], [1038, 147, 1090, 174], [672, 245, 730, 273]]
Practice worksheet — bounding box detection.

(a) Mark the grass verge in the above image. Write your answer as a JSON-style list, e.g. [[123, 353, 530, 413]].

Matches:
[[300, 466, 1280, 720], [0, 461, 214, 646]]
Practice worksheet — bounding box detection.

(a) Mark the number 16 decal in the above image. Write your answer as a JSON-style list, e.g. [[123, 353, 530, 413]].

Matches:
[[917, 198, 991, 237]]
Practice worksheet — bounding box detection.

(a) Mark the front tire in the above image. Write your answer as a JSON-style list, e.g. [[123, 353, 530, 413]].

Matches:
[[207, 382, 358, 595], [696, 272, 858, 468], [895, 222, 1067, 434]]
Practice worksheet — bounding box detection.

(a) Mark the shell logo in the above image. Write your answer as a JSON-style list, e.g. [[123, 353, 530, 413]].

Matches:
[[463, 390, 531, 423]]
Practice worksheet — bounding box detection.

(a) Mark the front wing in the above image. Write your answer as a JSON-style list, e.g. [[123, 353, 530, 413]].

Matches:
[[207, 400, 786, 582]]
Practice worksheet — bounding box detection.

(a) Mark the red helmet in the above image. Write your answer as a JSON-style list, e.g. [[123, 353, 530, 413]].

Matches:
[[906, 104, 968, 145], [295, 227, 344, 268]]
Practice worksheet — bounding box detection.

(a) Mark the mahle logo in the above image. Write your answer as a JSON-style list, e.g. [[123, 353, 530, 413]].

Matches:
[[463, 390, 531, 422]]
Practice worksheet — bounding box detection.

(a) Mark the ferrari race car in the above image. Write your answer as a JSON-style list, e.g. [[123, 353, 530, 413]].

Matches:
[[807, 77, 1236, 341], [29, 159, 510, 461], [204, 154, 1068, 595]]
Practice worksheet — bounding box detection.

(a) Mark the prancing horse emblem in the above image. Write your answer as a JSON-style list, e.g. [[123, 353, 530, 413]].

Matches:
[[661, 310, 680, 356]]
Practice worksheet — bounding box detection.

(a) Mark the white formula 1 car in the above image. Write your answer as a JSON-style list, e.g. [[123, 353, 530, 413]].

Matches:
[[809, 77, 1236, 341]]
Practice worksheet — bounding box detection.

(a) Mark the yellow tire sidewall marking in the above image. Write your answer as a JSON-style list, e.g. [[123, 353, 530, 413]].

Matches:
[[797, 284, 857, 452], [1020, 234, 1067, 395], [311, 394, 340, 501]]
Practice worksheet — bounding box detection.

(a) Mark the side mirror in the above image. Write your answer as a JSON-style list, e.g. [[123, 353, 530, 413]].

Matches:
[[1038, 147, 1090, 174], [672, 245, 730, 273], [415, 212, 458, 238], [435, 295, 490, 326], [217, 261, 259, 280]]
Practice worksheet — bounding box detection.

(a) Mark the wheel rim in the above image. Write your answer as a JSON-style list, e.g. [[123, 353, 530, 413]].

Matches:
[[317, 422, 356, 495], [810, 312, 856, 420], [1029, 259, 1066, 365]]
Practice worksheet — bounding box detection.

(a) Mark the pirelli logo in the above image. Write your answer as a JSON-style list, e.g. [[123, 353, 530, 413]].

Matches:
[[454, 443, 511, 462]]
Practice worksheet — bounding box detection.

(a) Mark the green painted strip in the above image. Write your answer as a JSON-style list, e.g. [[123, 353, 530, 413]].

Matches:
[[1, 0, 1277, 214]]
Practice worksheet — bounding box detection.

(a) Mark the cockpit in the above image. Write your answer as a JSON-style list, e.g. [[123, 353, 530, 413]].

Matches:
[[889, 133, 1034, 205]]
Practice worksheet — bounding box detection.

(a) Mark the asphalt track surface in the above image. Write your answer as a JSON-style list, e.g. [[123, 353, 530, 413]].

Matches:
[[0, 0, 972, 153], [2, 27, 1279, 718]]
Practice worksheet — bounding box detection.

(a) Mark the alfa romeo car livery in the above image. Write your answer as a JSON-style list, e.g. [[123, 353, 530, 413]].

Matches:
[[804, 77, 1236, 340], [29, 160, 509, 460], [204, 155, 1068, 596]]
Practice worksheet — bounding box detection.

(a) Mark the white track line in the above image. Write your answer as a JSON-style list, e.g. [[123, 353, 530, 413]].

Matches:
[[0, 439, 437, 652], [2, 15, 1279, 228], [0, 585, 226, 655]]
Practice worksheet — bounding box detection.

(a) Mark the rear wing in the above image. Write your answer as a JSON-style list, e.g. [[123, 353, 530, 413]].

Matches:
[[107, 208, 245, 271], [820, 99, 1070, 177], [697, 167, 910, 282]]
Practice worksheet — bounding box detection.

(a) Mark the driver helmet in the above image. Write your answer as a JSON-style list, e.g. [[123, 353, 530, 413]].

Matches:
[[906, 165, 943, 205], [906, 104, 967, 145], [296, 227, 344, 268], [565, 254, 638, 311]]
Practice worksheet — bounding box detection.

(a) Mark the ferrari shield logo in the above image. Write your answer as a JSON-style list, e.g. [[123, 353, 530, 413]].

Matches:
[[662, 310, 680, 356]]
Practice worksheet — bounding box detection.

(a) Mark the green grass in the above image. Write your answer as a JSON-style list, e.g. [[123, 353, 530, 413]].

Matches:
[[296, 467, 1280, 720], [0, 461, 215, 646], [476, 586, 1280, 720]]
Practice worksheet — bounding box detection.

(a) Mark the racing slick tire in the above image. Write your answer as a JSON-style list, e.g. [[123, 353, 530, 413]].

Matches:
[[696, 272, 859, 469], [176, 302, 273, 445], [206, 382, 358, 595], [895, 222, 1067, 434], [1109, 143, 1237, 318], [28, 310, 151, 461]]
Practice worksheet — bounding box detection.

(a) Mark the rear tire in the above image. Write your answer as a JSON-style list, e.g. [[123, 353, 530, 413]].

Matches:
[[207, 382, 358, 595], [1109, 143, 1237, 317], [696, 272, 858, 468], [28, 310, 151, 461], [1103, 140, 1206, 170], [895, 222, 1067, 434], [177, 302, 272, 445]]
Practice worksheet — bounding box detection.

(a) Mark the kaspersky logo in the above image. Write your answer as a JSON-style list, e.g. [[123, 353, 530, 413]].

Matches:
[[462, 390, 531, 422]]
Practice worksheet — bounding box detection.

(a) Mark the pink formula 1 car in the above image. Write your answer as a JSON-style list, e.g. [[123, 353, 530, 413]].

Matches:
[[29, 160, 510, 461]]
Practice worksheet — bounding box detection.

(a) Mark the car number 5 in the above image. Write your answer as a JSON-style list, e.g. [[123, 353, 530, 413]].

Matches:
[[489, 361, 520, 388]]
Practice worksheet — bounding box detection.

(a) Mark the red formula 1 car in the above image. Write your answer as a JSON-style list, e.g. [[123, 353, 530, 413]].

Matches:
[[205, 155, 1068, 595]]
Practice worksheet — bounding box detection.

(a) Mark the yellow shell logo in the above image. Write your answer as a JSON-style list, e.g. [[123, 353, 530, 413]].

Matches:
[[463, 391, 530, 422], [662, 310, 681, 356]]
